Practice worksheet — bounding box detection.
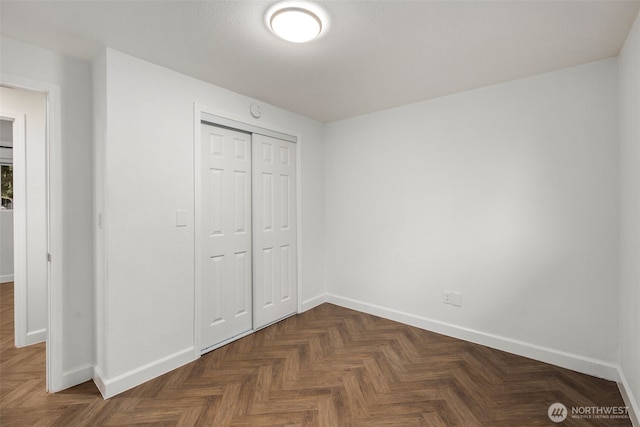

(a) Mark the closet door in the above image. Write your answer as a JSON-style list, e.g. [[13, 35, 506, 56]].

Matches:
[[252, 134, 297, 329], [200, 124, 252, 350]]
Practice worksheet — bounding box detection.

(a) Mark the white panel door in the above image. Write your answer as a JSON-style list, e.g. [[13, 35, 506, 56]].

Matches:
[[200, 124, 252, 350], [252, 134, 297, 329]]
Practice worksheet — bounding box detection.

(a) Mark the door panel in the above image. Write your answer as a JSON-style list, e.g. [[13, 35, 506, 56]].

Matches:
[[252, 134, 297, 329], [200, 124, 252, 350]]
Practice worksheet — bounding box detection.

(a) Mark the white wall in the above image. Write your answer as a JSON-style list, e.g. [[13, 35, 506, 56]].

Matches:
[[93, 48, 325, 397], [0, 36, 95, 388], [0, 86, 47, 342], [325, 59, 620, 378], [618, 10, 640, 423]]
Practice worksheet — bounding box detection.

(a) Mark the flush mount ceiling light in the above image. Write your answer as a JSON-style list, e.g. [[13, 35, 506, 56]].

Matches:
[[268, 4, 323, 43]]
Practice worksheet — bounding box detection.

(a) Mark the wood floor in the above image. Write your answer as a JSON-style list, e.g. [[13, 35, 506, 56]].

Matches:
[[0, 282, 631, 426]]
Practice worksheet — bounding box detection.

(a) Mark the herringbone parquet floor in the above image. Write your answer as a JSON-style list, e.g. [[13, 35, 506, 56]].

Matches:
[[0, 282, 632, 426]]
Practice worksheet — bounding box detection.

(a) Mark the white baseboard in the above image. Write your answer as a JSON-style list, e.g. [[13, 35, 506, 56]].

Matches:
[[93, 366, 107, 397], [618, 367, 640, 426], [25, 328, 46, 346], [301, 294, 327, 312], [93, 347, 195, 399], [326, 293, 620, 382], [0, 274, 14, 283], [59, 364, 94, 392]]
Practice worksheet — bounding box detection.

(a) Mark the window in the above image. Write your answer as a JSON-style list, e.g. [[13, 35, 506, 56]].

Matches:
[[1, 164, 13, 210]]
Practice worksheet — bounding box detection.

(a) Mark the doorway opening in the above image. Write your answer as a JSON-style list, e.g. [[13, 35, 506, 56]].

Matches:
[[0, 80, 60, 392], [0, 86, 48, 349]]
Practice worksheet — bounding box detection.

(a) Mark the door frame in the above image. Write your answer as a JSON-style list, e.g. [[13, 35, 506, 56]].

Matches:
[[193, 103, 302, 357], [0, 111, 27, 347], [0, 75, 63, 393]]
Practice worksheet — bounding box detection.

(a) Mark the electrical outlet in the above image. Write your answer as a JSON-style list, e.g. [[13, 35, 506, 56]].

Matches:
[[443, 291, 462, 307], [443, 291, 452, 304], [451, 292, 462, 307]]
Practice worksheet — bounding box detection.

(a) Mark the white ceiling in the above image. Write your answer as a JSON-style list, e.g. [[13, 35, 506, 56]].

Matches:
[[1, 1, 638, 122]]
